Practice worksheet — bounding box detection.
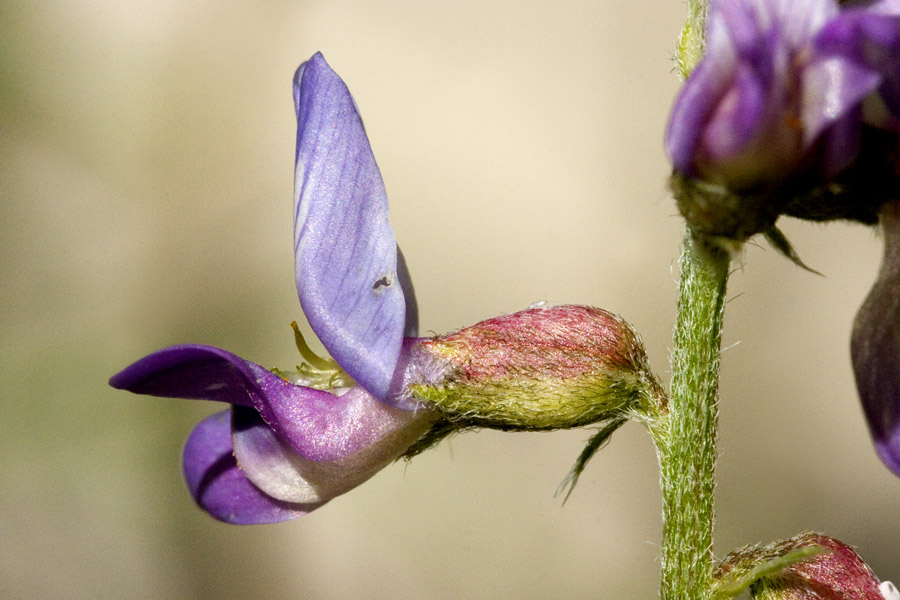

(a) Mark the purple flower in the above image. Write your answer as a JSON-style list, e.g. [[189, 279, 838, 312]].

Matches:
[[110, 53, 440, 524], [666, 0, 900, 191], [111, 54, 660, 524], [667, 0, 900, 479]]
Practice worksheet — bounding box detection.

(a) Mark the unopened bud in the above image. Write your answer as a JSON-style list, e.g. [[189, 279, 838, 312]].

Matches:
[[725, 533, 887, 600]]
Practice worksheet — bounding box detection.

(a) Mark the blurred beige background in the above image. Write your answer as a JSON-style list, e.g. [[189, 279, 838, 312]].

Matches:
[[2, 1, 897, 598]]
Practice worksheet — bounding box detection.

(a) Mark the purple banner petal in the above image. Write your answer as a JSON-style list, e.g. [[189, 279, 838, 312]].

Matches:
[[293, 52, 405, 401], [182, 410, 319, 524]]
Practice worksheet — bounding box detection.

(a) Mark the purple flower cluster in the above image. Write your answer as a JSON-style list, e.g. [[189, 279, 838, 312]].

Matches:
[[666, 0, 900, 191], [667, 0, 900, 478]]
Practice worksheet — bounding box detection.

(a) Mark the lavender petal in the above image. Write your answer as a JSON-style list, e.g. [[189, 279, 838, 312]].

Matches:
[[293, 52, 405, 401]]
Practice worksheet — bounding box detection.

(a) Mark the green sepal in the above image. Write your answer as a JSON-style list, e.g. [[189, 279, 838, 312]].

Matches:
[[555, 415, 629, 504], [711, 535, 831, 600], [763, 227, 823, 276], [399, 419, 458, 460]]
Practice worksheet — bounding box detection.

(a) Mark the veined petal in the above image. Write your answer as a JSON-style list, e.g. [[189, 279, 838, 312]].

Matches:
[[293, 52, 405, 401], [109, 344, 433, 461], [182, 410, 317, 524], [231, 404, 436, 504]]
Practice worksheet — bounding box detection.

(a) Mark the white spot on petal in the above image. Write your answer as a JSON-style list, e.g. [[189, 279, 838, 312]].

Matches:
[[881, 581, 900, 600]]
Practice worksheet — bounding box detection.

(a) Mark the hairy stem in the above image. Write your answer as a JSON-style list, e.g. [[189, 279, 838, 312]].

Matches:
[[677, 0, 709, 78], [657, 229, 730, 600]]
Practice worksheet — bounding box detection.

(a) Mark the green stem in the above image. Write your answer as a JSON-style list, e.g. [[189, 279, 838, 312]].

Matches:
[[677, 0, 710, 78], [657, 229, 730, 600]]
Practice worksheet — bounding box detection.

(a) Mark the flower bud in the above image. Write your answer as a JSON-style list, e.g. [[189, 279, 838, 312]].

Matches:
[[744, 534, 888, 600], [399, 304, 663, 431]]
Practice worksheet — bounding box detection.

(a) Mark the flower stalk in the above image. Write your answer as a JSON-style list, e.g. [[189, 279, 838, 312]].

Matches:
[[676, 0, 709, 79], [657, 229, 730, 600]]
